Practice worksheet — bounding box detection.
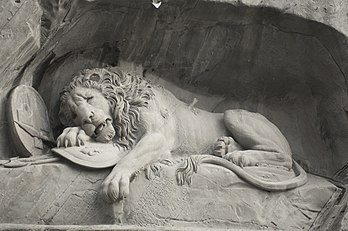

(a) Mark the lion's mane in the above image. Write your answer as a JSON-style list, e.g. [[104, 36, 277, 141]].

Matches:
[[59, 67, 154, 149]]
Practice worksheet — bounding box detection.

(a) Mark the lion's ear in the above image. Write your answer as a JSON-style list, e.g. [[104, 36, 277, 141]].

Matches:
[[89, 73, 101, 82]]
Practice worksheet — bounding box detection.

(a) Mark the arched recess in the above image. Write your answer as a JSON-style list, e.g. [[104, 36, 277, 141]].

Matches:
[[30, 0, 348, 178]]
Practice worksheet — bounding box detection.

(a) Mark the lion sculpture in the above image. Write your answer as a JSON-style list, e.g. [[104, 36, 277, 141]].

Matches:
[[58, 67, 307, 202]]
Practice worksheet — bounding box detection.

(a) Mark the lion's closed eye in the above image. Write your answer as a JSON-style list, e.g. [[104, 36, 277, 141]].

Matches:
[[86, 96, 94, 103]]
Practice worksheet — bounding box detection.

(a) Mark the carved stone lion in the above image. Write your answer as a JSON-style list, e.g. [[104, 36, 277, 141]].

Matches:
[[58, 67, 307, 202]]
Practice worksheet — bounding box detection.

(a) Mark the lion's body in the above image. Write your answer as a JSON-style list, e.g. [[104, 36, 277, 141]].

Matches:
[[58, 68, 307, 202], [138, 86, 294, 167], [138, 86, 228, 156]]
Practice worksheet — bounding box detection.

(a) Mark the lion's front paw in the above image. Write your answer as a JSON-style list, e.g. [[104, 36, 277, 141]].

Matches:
[[57, 127, 90, 147], [101, 171, 131, 203], [224, 151, 258, 167]]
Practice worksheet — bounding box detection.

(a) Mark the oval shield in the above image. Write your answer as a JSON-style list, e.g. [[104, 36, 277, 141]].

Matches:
[[7, 85, 55, 157]]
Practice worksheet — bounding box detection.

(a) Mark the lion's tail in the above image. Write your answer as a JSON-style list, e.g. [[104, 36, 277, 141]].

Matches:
[[176, 155, 307, 191]]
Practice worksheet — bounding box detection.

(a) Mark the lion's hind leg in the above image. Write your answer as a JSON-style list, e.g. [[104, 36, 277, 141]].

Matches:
[[224, 150, 292, 169], [223, 109, 292, 169]]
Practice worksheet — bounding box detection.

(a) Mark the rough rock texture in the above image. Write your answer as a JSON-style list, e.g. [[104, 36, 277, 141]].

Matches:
[[0, 162, 114, 225], [342, 215, 348, 231], [0, 162, 340, 230], [0, 0, 42, 159], [225, 0, 348, 37], [29, 0, 348, 178], [2, 0, 348, 229], [1, 1, 348, 176], [0, 0, 347, 178]]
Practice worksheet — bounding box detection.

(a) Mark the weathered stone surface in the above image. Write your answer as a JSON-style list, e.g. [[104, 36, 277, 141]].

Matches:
[[20, 0, 347, 178], [342, 215, 348, 231], [0, 0, 346, 176], [223, 0, 348, 37], [2, 0, 348, 229], [0, 0, 41, 84], [0, 1, 348, 175], [0, 162, 114, 225], [0, 162, 339, 230], [125, 164, 336, 230], [0, 0, 42, 159]]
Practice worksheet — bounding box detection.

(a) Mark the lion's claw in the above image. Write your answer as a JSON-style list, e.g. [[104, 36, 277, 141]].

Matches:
[[109, 181, 120, 201], [101, 172, 130, 203], [57, 127, 90, 148]]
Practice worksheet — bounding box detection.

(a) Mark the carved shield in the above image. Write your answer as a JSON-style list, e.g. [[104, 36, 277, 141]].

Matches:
[[7, 85, 55, 157], [52, 142, 129, 168]]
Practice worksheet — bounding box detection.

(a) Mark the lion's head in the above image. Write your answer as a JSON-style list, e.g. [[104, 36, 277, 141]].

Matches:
[[59, 67, 153, 148]]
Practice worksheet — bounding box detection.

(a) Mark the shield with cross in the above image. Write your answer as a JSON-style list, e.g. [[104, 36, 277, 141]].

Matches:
[[7, 85, 55, 157]]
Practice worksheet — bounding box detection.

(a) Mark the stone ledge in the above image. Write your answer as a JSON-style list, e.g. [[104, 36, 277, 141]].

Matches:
[[0, 223, 262, 231], [0, 161, 341, 230]]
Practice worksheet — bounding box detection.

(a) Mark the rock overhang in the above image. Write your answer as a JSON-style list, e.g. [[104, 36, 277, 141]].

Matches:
[[22, 0, 348, 178]]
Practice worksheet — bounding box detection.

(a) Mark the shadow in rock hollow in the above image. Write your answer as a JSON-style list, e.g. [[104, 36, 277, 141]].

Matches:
[[33, 0, 348, 179]]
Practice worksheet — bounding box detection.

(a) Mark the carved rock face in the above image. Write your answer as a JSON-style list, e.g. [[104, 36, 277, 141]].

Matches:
[[1, 0, 348, 229], [0, 162, 340, 229], [36, 2, 348, 177]]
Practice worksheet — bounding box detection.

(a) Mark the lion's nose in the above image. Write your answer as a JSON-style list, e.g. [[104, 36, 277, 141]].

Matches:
[[82, 117, 92, 124], [81, 111, 95, 124]]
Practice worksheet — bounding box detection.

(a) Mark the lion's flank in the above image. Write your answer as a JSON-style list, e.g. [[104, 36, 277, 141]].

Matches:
[[59, 67, 154, 149]]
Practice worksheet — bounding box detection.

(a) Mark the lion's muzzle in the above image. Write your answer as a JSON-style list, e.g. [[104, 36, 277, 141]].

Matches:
[[94, 119, 116, 143]]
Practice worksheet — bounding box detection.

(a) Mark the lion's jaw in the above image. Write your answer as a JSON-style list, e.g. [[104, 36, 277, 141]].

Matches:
[[82, 118, 115, 143]]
